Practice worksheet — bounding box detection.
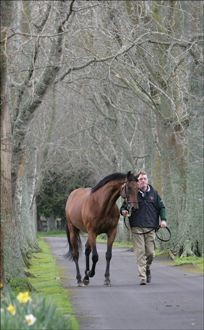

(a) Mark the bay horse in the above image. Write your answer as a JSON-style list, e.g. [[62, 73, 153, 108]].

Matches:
[[65, 171, 138, 286]]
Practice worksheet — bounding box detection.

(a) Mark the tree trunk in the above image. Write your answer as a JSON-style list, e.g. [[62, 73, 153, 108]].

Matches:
[[1, 14, 25, 280]]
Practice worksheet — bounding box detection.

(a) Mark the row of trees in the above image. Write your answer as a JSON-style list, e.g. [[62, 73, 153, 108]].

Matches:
[[1, 0, 203, 282]]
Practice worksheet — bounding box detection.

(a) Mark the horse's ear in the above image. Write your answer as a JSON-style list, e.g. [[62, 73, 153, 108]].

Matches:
[[127, 171, 135, 181], [127, 171, 132, 179], [127, 171, 138, 182]]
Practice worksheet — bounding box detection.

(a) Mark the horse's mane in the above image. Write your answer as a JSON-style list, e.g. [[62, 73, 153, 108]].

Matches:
[[91, 172, 127, 193]]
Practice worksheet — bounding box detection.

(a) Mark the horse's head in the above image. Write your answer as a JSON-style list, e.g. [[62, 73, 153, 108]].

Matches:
[[120, 171, 139, 215]]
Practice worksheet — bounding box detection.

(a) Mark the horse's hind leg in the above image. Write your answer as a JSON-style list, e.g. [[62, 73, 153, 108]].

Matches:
[[83, 240, 91, 285], [68, 223, 83, 286], [73, 254, 82, 286]]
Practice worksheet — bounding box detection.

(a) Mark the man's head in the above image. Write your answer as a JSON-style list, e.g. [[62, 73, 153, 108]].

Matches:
[[136, 170, 149, 192]]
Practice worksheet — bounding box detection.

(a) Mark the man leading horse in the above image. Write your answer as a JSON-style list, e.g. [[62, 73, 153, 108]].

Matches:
[[120, 170, 167, 285]]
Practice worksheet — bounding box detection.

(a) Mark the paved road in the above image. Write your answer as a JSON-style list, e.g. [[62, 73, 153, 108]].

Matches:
[[45, 237, 203, 330]]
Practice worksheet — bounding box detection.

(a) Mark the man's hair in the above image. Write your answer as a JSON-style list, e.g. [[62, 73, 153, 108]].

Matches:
[[135, 170, 147, 179]]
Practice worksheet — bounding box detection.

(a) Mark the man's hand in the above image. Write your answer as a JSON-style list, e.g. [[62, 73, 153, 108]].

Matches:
[[122, 210, 129, 217], [160, 220, 167, 228]]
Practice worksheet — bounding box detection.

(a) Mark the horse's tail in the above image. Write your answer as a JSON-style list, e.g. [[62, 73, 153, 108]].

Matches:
[[65, 223, 73, 260], [65, 222, 82, 261]]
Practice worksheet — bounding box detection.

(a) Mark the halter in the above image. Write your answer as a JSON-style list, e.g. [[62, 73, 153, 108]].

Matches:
[[121, 181, 138, 217]]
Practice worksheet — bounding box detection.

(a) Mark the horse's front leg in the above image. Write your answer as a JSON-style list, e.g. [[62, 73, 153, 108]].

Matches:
[[104, 228, 117, 286], [83, 241, 91, 285], [87, 232, 98, 278], [73, 255, 82, 286]]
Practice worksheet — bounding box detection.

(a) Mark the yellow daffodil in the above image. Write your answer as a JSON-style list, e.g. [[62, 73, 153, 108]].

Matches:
[[25, 314, 37, 326], [17, 291, 32, 304], [7, 304, 16, 315]]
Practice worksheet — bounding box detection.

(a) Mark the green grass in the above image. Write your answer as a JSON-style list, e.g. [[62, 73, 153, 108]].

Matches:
[[29, 238, 79, 330], [173, 256, 204, 272]]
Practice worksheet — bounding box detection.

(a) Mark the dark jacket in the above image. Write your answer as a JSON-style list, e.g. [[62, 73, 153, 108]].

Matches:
[[120, 185, 167, 228]]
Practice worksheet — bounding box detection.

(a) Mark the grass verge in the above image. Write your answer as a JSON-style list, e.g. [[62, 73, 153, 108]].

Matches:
[[171, 255, 204, 273], [29, 238, 79, 330]]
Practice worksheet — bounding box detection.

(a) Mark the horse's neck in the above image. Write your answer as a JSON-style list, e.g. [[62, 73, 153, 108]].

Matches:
[[95, 184, 121, 213]]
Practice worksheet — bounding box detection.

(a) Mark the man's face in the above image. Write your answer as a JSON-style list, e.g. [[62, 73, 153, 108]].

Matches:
[[138, 174, 148, 191]]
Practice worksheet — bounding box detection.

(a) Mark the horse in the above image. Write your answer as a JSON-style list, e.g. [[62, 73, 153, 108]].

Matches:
[[65, 171, 138, 286]]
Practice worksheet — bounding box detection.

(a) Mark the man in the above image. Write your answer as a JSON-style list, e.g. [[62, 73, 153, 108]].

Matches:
[[120, 170, 167, 285]]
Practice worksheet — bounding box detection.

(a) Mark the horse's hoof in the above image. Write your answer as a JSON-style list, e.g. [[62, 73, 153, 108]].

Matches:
[[83, 278, 89, 286], [88, 271, 95, 278], [104, 279, 111, 287], [77, 282, 84, 287]]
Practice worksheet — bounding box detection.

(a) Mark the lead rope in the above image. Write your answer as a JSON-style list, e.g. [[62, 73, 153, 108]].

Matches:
[[123, 216, 171, 242], [123, 216, 130, 231], [123, 215, 156, 234]]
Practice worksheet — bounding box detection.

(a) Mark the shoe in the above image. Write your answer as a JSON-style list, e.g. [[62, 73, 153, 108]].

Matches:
[[146, 268, 151, 283], [140, 279, 146, 285]]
